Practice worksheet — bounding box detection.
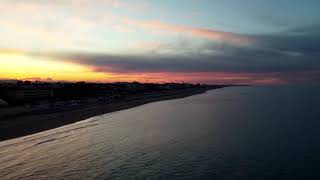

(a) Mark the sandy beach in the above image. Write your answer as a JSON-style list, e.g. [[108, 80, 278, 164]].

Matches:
[[0, 88, 210, 142]]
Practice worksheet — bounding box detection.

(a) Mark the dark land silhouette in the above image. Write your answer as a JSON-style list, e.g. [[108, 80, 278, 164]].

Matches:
[[0, 81, 229, 141]]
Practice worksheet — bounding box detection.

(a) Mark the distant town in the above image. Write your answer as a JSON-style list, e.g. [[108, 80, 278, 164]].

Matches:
[[0, 80, 230, 140], [0, 80, 227, 107]]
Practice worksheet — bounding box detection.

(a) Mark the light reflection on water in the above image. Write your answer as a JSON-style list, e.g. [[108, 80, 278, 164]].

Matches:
[[1, 86, 320, 179]]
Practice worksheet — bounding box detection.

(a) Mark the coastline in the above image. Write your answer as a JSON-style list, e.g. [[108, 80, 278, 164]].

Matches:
[[0, 88, 214, 142]]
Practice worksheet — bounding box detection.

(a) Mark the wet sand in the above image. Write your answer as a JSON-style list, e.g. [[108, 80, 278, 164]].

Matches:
[[0, 88, 209, 142]]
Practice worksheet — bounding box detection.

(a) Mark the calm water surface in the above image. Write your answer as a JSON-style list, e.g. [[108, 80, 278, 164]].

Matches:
[[1, 86, 320, 179]]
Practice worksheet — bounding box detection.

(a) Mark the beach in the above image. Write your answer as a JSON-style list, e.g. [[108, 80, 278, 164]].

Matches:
[[0, 88, 210, 141]]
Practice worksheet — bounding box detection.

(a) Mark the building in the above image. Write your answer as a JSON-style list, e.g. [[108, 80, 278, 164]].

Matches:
[[2, 89, 54, 104]]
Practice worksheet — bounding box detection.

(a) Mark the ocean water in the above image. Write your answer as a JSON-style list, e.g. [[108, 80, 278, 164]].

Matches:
[[0, 86, 320, 179]]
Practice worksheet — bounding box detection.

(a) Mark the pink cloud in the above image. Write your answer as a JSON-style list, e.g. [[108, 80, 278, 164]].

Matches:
[[123, 19, 255, 46], [22, 77, 55, 82], [113, 25, 135, 33], [85, 71, 285, 85]]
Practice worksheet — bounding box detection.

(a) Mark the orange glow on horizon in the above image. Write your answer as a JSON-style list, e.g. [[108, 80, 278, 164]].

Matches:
[[0, 52, 113, 82], [0, 51, 284, 85], [0, 52, 176, 83]]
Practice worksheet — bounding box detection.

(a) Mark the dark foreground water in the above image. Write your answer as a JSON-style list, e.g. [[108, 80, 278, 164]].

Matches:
[[1, 86, 320, 179]]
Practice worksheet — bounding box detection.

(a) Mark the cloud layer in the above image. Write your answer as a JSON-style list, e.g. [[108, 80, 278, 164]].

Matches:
[[24, 24, 320, 84]]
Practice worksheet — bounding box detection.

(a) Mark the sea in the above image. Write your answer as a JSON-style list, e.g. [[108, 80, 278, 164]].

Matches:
[[0, 86, 320, 179]]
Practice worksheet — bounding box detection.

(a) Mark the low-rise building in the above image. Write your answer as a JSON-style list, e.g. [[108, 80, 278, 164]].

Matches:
[[2, 89, 54, 104]]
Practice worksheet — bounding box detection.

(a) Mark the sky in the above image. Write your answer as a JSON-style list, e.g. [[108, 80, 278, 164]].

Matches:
[[0, 0, 320, 84]]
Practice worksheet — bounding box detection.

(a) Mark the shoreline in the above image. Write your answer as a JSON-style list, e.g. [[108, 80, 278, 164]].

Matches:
[[0, 88, 215, 142]]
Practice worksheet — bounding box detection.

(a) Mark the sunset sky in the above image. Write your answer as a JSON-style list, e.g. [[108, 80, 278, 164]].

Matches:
[[1, 0, 319, 84]]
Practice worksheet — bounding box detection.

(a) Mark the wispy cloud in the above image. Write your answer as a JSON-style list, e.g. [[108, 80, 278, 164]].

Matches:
[[0, 0, 150, 51], [123, 19, 254, 46]]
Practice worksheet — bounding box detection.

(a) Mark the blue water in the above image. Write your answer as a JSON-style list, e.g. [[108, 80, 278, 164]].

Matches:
[[0, 86, 320, 179]]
